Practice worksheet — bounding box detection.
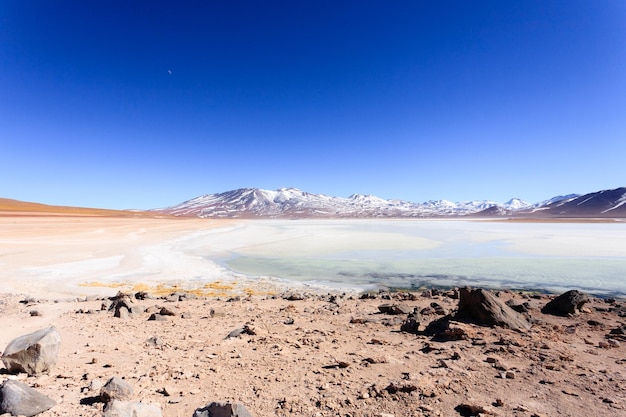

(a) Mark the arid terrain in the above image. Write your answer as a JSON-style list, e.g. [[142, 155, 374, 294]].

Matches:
[[1, 288, 625, 417], [0, 206, 624, 416]]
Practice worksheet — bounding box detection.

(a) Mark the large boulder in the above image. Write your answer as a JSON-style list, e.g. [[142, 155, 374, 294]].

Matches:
[[0, 379, 56, 417], [193, 401, 253, 417], [541, 290, 590, 316], [103, 400, 162, 417], [457, 288, 531, 331], [1, 326, 61, 375]]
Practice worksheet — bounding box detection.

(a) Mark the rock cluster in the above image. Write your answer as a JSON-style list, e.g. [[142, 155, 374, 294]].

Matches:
[[1, 320, 252, 416], [1, 287, 624, 416]]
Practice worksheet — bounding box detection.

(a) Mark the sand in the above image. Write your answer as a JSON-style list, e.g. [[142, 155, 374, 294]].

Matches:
[[1, 215, 625, 416], [0, 216, 244, 298]]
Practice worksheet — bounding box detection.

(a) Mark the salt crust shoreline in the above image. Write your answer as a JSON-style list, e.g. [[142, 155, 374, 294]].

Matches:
[[2, 215, 626, 300]]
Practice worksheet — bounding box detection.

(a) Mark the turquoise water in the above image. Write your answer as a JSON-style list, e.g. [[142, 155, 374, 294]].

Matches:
[[219, 220, 626, 296]]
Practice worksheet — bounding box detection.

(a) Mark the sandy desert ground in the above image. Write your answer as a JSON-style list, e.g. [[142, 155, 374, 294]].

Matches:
[[1, 214, 625, 417], [1, 288, 625, 417]]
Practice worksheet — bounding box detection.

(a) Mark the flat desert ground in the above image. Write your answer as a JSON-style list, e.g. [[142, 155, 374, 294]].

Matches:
[[1, 214, 625, 417]]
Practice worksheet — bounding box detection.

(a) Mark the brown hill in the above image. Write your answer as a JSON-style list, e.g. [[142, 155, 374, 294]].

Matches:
[[0, 198, 156, 218]]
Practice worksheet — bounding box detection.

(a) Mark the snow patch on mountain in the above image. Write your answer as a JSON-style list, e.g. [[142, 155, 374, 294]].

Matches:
[[601, 191, 626, 213], [163, 188, 533, 218]]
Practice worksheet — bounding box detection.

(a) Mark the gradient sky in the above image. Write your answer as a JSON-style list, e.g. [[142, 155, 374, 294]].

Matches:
[[1, 1, 625, 209]]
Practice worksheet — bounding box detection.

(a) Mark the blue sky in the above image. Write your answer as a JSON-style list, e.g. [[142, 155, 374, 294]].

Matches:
[[1, 1, 625, 209]]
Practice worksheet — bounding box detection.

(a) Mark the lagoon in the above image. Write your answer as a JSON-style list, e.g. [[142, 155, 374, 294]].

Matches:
[[221, 219, 626, 296]]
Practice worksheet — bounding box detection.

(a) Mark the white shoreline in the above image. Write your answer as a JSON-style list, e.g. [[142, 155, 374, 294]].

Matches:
[[1, 217, 625, 298]]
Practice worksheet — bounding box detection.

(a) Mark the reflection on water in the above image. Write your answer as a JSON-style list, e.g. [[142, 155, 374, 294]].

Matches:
[[220, 220, 626, 296]]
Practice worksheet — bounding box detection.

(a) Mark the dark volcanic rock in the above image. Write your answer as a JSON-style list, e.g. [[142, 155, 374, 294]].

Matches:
[[400, 313, 420, 334], [0, 379, 56, 417], [109, 292, 134, 318], [541, 290, 590, 316], [423, 315, 454, 337], [457, 288, 531, 331]]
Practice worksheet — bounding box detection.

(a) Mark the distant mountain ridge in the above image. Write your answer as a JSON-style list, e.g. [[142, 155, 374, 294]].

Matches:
[[520, 188, 626, 217], [161, 186, 626, 219]]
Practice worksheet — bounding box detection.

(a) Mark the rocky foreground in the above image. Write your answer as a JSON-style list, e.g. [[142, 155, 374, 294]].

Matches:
[[1, 288, 625, 417]]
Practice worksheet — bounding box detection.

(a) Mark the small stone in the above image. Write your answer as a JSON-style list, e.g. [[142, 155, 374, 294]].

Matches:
[[159, 307, 176, 316], [226, 328, 245, 339], [129, 306, 145, 315], [193, 401, 253, 417], [148, 313, 168, 321], [158, 386, 175, 397], [103, 400, 162, 417], [115, 307, 130, 319], [134, 291, 150, 300], [456, 403, 488, 416], [363, 355, 387, 364], [100, 376, 134, 402], [400, 314, 420, 334], [378, 303, 412, 315], [607, 339, 620, 348], [146, 336, 166, 347], [89, 379, 104, 392]]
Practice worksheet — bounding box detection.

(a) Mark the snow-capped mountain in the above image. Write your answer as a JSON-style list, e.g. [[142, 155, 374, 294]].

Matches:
[[161, 187, 533, 218], [521, 187, 626, 217], [534, 194, 581, 208]]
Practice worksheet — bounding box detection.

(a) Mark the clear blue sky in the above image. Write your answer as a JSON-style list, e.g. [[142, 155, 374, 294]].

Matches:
[[1, 1, 625, 209]]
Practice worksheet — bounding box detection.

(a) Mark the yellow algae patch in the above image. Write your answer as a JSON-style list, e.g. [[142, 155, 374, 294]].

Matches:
[[203, 281, 235, 290], [79, 280, 278, 297]]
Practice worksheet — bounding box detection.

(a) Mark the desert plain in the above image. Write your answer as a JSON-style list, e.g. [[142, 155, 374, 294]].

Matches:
[[1, 212, 625, 417]]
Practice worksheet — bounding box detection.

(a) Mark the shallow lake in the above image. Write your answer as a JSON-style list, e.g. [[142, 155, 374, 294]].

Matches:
[[218, 219, 626, 296]]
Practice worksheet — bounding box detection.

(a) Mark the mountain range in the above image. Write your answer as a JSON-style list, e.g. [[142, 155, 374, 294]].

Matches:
[[161, 187, 626, 219]]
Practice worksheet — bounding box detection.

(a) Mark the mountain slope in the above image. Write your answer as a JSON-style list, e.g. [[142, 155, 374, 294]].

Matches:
[[162, 187, 532, 218], [523, 187, 626, 217], [0, 198, 156, 217]]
